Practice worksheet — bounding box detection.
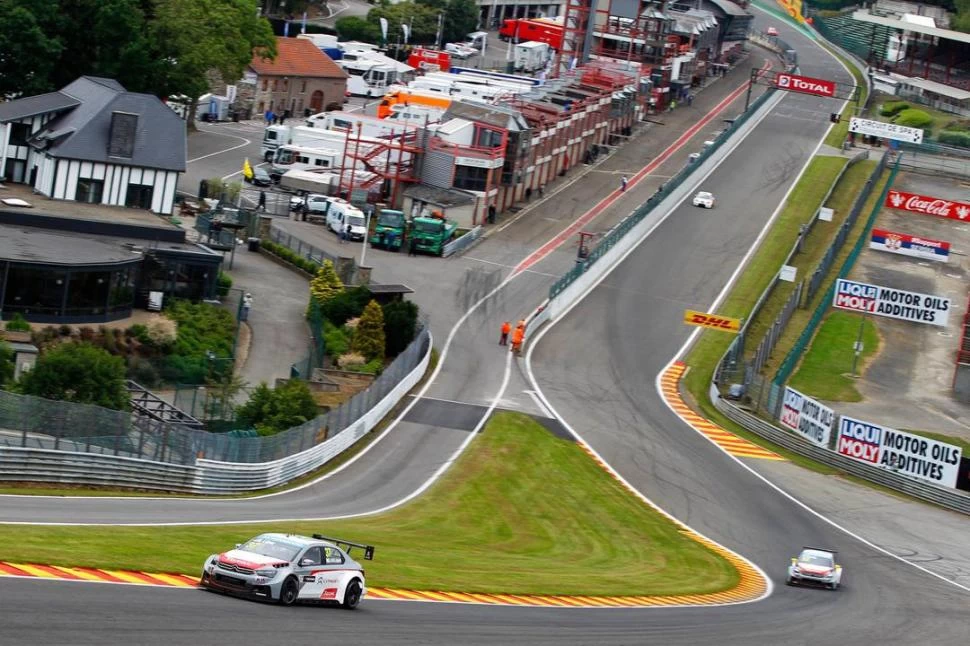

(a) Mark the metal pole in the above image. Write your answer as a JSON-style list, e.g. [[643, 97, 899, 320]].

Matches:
[[744, 68, 756, 112], [851, 311, 867, 376], [360, 208, 371, 267]]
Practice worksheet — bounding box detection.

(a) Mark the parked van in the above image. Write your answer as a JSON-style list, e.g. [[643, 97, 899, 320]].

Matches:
[[326, 201, 368, 241]]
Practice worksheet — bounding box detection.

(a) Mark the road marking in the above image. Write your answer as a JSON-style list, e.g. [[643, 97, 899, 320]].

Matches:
[[523, 390, 554, 418], [186, 129, 252, 164], [660, 363, 783, 460]]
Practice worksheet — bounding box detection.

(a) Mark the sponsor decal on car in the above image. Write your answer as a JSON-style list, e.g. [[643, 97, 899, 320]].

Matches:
[[320, 588, 339, 600]]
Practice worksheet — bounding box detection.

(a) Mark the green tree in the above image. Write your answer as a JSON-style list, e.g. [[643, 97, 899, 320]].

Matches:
[[352, 300, 386, 360], [368, 1, 439, 45], [0, 341, 14, 387], [954, 0, 970, 32], [310, 260, 344, 306], [382, 299, 419, 356], [335, 15, 381, 42], [319, 285, 372, 326], [0, 0, 63, 96], [152, 0, 276, 127], [16, 342, 129, 410], [894, 108, 933, 129], [236, 379, 318, 435], [442, 0, 479, 45]]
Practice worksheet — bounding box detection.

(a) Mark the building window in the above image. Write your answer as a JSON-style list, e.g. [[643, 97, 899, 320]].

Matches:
[[8, 122, 31, 146], [75, 178, 104, 204], [125, 183, 154, 210], [283, 79, 289, 92], [453, 165, 489, 192], [273, 79, 279, 91], [301, 80, 307, 93], [262, 79, 268, 91], [475, 127, 503, 148]]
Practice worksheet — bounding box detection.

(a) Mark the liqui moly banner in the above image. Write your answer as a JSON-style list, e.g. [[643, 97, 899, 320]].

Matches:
[[884, 190, 970, 221], [779, 387, 834, 448], [837, 416, 962, 488], [870, 228, 950, 263], [833, 279, 950, 327], [774, 72, 836, 98]]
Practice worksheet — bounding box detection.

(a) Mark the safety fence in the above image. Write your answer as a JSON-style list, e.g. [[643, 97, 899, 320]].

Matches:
[[548, 87, 780, 301], [442, 225, 483, 258], [0, 328, 429, 466], [290, 297, 327, 381], [717, 150, 874, 387], [266, 224, 338, 270]]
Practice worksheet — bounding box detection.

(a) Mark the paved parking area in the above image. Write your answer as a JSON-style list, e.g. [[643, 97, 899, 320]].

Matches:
[[836, 170, 970, 440]]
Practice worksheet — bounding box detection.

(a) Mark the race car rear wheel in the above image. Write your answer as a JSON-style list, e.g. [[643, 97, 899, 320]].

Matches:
[[278, 576, 299, 606], [342, 580, 362, 610]]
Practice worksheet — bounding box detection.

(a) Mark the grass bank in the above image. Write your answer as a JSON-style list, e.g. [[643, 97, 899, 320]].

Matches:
[[0, 412, 738, 597], [788, 311, 880, 401]]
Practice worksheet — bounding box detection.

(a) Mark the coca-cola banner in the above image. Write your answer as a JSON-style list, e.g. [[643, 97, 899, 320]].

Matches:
[[884, 190, 970, 221]]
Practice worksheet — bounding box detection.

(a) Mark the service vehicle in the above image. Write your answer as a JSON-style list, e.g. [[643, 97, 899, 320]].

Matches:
[[245, 166, 273, 187], [200, 532, 374, 608], [692, 191, 715, 208], [327, 201, 368, 241], [445, 42, 478, 60], [280, 169, 338, 196], [407, 47, 452, 73], [786, 547, 843, 590], [499, 18, 564, 49], [409, 212, 457, 255], [377, 88, 452, 119], [262, 124, 342, 161], [369, 208, 406, 250], [270, 144, 341, 182], [514, 41, 552, 73], [340, 58, 400, 98]]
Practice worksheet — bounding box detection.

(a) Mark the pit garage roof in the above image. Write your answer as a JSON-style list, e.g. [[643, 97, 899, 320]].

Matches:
[[852, 9, 970, 45]]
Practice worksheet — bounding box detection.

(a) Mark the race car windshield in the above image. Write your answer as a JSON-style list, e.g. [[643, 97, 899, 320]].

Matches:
[[801, 554, 833, 567], [238, 538, 302, 561]]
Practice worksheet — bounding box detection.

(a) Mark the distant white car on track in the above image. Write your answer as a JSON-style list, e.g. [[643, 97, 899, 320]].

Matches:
[[692, 191, 715, 208], [200, 533, 374, 608], [786, 547, 842, 590]]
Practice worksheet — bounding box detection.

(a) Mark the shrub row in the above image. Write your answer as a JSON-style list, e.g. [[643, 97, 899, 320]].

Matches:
[[261, 239, 320, 275]]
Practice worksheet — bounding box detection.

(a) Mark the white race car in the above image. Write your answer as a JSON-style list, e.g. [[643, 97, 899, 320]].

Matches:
[[692, 191, 715, 208], [201, 533, 374, 608], [786, 547, 843, 590]]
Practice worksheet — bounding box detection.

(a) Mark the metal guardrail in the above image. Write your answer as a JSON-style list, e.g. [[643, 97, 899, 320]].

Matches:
[[0, 329, 433, 494], [714, 394, 970, 515], [442, 226, 483, 258]]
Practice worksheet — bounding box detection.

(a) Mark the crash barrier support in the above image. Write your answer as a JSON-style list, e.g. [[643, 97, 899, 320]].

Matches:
[[442, 225, 483, 258], [0, 329, 431, 493], [533, 87, 786, 332], [712, 390, 970, 515], [718, 150, 881, 389]]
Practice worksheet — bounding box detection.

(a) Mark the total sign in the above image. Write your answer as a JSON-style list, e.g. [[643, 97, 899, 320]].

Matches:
[[775, 72, 836, 97]]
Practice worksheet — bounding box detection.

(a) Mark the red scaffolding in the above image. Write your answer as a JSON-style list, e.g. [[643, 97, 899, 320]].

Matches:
[[337, 122, 424, 207]]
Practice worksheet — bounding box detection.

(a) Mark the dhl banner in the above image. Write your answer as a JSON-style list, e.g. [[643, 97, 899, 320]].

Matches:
[[684, 310, 742, 333]]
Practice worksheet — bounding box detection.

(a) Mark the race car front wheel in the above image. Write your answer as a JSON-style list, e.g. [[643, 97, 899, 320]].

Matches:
[[343, 580, 362, 610], [278, 577, 299, 606]]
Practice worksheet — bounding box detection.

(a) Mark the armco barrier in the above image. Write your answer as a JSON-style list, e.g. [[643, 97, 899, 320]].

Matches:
[[442, 225, 483, 258], [535, 87, 786, 328], [0, 330, 433, 494], [713, 391, 970, 515]]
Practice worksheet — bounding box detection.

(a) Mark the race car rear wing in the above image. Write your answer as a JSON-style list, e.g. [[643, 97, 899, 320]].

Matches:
[[802, 546, 838, 555], [313, 534, 375, 560]]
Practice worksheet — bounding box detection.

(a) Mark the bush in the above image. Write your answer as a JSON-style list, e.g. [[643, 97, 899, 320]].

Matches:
[[893, 108, 933, 129], [351, 300, 386, 361], [164, 300, 235, 383], [943, 120, 970, 133], [879, 101, 910, 117], [216, 271, 233, 298], [127, 356, 162, 388], [343, 357, 383, 375], [382, 300, 419, 356], [4, 313, 31, 332], [145, 315, 178, 348], [0, 341, 14, 386], [938, 130, 970, 148], [16, 342, 129, 410], [309, 260, 344, 306], [337, 351, 366, 368], [323, 320, 351, 357], [319, 286, 372, 326], [236, 380, 318, 436]]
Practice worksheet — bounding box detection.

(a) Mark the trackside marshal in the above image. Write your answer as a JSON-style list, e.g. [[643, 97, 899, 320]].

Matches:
[[833, 279, 950, 327]]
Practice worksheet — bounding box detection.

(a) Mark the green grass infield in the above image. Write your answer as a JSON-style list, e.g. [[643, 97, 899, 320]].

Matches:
[[0, 412, 739, 597], [788, 311, 880, 401]]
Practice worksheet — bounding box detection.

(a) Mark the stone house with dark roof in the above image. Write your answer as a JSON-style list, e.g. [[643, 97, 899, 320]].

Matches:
[[240, 37, 348, 119], [0, 76, 186, 215]]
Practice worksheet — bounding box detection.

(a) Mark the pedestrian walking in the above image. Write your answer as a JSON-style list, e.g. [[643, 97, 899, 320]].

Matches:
[[511, 326, 525, 355], [408, 237, 417, 256], [620, 176, 628, 192], [265, 109, 274, 126], [500, 321, 511, 346], [258, 190, 266, 211]]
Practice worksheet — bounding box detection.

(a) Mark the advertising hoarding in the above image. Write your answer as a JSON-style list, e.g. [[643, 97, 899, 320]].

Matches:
[[869, 228, 950, 263], [832, 279, 950, 327], [778, 387, 834, 447], [774, 72, 836, 97], [837, 416, 962, 488], [849, 117, 923, 144], [884, 190, 970, 221], [683, 310, 741, 332]]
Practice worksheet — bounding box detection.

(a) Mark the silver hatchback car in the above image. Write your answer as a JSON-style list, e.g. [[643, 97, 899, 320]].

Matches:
[[201, 533, 374, 608]]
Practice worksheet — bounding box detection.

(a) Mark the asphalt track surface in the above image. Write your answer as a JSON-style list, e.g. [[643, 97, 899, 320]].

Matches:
[[2, 20, 968, 646]]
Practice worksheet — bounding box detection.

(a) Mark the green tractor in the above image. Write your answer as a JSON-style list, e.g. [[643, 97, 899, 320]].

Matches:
[[369, 208, 406, 251], [408, 212, 458, 256]]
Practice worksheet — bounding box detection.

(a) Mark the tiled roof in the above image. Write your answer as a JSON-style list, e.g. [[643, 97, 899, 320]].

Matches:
[[0, 91, 80, 123], [250, 37, 347, 79]]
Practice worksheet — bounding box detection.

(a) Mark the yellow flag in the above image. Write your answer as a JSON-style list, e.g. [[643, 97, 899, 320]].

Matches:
[[243, 158, 253, 180]]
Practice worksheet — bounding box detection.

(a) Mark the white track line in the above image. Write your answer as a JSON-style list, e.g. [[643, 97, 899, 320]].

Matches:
[[186, 129, 251, 164]]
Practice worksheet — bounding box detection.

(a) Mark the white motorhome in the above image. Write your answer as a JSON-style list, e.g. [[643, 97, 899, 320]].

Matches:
[[340, 58, 399, 98], [261, 124, 341, 161], [270, 144, 341, 181], [297, 33, 339, 50], [386, 103, 444, 125], [305, 111, 420, 138], [408, 77, 526, 102]]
